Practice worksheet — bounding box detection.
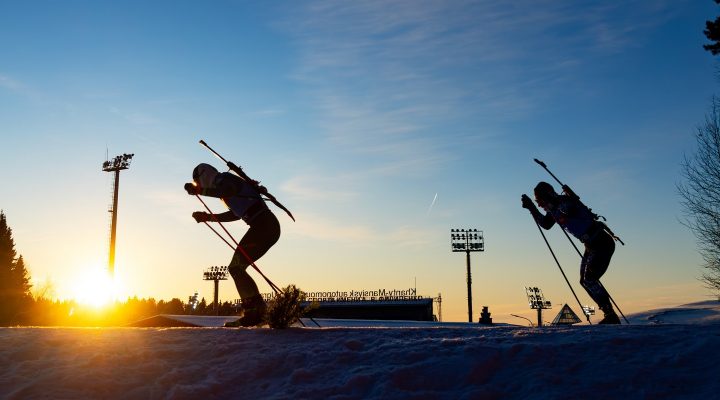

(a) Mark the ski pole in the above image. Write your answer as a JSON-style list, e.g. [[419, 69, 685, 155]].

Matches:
[[194, 194, 282, 294], [532, 219, 592, 324], [202, 220, 236, 252], [558, 228, 630, 324]]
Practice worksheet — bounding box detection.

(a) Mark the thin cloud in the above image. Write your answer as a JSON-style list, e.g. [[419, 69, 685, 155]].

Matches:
[[287, 211, 435, 247], [109, 106, 161, 125], [288, 214, 376, 244], [0, 74, 23, 92], [281, 174, 359, 202], [279, 1, 683, 175]]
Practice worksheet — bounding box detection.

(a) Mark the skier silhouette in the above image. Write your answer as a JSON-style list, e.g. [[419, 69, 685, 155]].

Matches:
[[185, 163, 280, 326], [522, 182, 620, 324]]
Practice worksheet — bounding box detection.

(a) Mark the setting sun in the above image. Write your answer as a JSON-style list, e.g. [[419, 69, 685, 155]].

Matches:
[[72, 266, 124, 308]]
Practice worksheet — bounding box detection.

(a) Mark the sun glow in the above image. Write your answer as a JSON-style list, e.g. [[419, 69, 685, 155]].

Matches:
[[72, 266, 124, 308]]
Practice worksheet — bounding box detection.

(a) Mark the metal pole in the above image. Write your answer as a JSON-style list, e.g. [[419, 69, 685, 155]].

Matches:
[[437, 293, 442, 322], [537, 308, 542, 327], [109, 169, 120, 278], [213, 279, 220, 315], [466, 250, 472, 323]]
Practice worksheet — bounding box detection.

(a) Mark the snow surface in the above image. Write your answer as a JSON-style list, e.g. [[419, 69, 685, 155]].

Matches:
[[1, 301, 719, 399]]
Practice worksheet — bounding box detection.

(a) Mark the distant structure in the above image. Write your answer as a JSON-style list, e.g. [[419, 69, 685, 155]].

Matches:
[[450, 228, 484, 322], [257, 288, 437, 321], [478, 306, 493, 325], [188, 291, 199, 311], [301, 298, 435, 321], [102, 153, 134, 278], [526, 286, 552, 327], [551, 304, 582, 325], [434, 293, 442, 322], [203, 265, 228, 315]]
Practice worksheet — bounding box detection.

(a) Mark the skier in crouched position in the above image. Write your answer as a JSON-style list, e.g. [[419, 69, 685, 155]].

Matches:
[[522, 182, 620, 324], [185, 163, 280, 327]]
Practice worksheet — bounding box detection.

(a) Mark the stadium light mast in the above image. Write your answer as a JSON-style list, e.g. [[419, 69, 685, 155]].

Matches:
[[203, 266, 229, 315], [526, 286, 552, 327], [450, 228, 484, 322], [102, 153, 133, 278]]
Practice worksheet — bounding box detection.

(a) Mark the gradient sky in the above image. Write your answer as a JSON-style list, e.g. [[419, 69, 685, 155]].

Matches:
[[1, 0, 718, 323]]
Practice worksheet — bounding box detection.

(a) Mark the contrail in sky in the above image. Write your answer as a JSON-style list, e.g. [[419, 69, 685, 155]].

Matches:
[[427, 193, 438, 215]]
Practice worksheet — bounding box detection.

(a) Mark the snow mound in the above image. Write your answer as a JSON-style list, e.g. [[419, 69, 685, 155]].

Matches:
[[627, 300, 720, 325]]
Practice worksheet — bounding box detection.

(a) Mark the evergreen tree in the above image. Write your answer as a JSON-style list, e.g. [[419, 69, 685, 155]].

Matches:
[[705, 1, 720, 55], [0, 211, 32, 324], [197, 297, 208, 314], [12, 255, 32, 299]]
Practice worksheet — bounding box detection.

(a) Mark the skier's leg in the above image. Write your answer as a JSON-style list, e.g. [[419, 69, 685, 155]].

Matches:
[[227, 210, 280, 326], [228, 210, 281, 297], [580, 232, 617, 323]]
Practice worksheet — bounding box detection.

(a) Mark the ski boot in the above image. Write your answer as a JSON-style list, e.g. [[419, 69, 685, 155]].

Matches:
[[598, 308, 621, 325], [225, 295, 267, 327]]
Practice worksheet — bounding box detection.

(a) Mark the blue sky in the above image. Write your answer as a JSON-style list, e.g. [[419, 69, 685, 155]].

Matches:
[[1, 0, 717, 322]]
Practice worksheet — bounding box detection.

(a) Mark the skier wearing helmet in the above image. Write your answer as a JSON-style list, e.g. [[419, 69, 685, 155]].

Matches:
[[521, 181, 620, 324], [185, 163, 280, 326]]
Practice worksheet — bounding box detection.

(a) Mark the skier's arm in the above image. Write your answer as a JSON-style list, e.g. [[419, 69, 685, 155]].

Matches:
[[184, 182, 227, 198], [192, 210, 240, 223], [536, 211, 555, 229], [188, 175, 242, 198], [210, 210, 240, 223], [522, 194, 555, 229]]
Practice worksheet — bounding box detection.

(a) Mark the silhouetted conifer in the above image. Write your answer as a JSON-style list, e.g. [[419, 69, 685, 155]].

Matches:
[[705, 0, 720, 55], [265, 285, 317, 329], [0, 211, 32, 325]]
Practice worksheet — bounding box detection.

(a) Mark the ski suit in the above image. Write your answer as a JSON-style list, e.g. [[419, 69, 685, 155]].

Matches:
[[532, 195, 615, 314], [201, 172, 280, 301]]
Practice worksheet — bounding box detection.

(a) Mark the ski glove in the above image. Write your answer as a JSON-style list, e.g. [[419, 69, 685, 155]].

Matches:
[[192, 211, 211, 223], [521, 194, 535, 210], [184, 182, 199, 195]]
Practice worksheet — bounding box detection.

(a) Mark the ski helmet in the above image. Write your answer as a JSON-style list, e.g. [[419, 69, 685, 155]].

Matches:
[[193, 163, 219, 188]]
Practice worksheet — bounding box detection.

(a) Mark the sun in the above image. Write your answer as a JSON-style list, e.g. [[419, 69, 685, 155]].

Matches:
[[72, 266, 124, 308]]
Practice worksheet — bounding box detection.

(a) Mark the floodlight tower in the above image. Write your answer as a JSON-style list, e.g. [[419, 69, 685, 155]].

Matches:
[[525, 286, 552, 327], [102, 153, 134, 278], [203, 265, 228, 315], [450, 228, 484, 322]]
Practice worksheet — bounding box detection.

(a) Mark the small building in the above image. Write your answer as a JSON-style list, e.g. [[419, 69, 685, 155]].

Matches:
[[302, 298, 435, 321], [551, 303, 582, 325]]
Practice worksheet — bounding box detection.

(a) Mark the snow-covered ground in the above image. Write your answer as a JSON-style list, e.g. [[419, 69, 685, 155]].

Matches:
[[1, 301, 719, 400]]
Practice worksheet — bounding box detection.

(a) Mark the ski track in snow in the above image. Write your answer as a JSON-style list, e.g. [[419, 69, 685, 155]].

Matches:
[[1, 303, 720, 399]]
